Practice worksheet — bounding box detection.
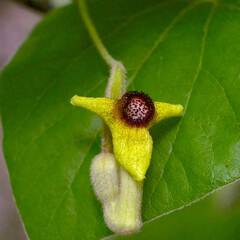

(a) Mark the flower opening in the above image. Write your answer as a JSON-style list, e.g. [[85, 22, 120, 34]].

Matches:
[[118, 91, 155, 127]]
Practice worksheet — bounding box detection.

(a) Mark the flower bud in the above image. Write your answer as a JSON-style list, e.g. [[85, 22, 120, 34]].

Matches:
[[90, 152, 119, 202], [103, 168, 142, 235], [90, 152, 142, 235]]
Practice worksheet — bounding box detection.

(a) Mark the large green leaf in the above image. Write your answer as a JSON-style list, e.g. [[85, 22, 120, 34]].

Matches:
[[1, 0, 240, 239]]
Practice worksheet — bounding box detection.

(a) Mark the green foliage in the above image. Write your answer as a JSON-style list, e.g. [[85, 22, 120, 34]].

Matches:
[[0, 0, 240, 239]]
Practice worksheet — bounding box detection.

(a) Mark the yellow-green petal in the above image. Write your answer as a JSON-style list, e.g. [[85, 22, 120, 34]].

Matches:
[[110, 121, 152, 182], [153, 102, 184, 124], [71, 95, 115, 123]]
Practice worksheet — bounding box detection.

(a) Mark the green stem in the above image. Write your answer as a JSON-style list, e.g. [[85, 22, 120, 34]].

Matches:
[[78, 0, 115, 66]]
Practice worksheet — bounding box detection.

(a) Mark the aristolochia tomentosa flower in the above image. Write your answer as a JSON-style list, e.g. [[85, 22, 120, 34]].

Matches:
[[71, 91, 183, 182]]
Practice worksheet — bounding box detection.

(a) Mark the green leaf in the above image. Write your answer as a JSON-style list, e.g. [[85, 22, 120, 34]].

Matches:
[[1, 0, 240, 239]]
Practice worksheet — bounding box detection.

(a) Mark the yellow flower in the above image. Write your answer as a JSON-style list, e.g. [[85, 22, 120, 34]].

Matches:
[[71, 91, 183, 182]]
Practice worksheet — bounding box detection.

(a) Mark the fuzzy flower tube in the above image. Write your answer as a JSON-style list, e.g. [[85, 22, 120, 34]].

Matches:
[[71, 89, 183, 234], [74, 0, 184, 235]]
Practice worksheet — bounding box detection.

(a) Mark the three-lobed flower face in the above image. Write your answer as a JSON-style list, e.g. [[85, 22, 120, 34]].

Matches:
[[71, 91, 183, 181]]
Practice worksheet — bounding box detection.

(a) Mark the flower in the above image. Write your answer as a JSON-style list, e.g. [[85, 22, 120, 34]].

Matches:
[[71, 91, 183, 181]]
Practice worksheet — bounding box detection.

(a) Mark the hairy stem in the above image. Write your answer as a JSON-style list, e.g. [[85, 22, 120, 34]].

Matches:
[[78, 0, 115, 66]]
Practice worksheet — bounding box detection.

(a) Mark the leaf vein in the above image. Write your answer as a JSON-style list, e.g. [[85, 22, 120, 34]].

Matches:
[[129, 1, 200, 85], [148, 5, 216, 214], [204, 69, 239, 123]]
